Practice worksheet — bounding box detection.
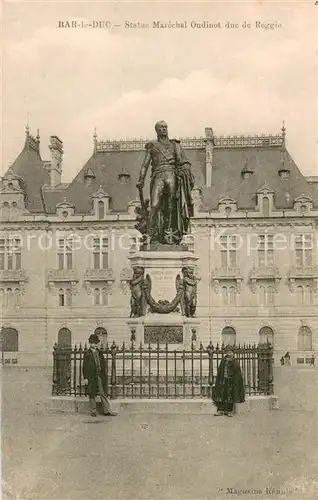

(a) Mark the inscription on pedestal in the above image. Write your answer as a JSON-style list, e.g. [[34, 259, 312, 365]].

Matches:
[[144, 325, 183, 344], [148, 269, 177, 301]]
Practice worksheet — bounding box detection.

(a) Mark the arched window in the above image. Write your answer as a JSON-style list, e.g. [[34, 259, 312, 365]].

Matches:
[[296, 285, 304, 305], [101, 287, 108, 305], [58, 289, 65, 307], [57, 327, 72, 348], [258, 285, 275, 306], [65, 289, 72, 307], [229, 286, 237, 305], [58, 288, 72, 307], [98, 200, 104, 220], [263, 197, 270, 217], [304, 285, 313, 305], [0, 327, 19, 352], [94, 288, 100, 305], [221, 326, 236, 346], [258, 285, 266, 306], [298, 326, 312, 351], [267, 286, 275, 306], [94, 326, 108, 347], [259, 326, 274, 345], [221, 286, 228, 305], [6, 288, 13, 308]]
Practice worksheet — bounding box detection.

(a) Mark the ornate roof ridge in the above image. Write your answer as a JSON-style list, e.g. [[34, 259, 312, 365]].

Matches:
[[95, 132, 284, 152]]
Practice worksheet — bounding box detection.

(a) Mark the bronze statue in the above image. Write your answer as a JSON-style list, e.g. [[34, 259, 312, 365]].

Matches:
[[136, 121, 194, 245], [129, 266, 147, 317], [178, 267, 198, 318]]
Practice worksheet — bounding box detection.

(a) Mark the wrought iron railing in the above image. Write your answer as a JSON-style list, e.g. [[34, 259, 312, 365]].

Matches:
[[52, 341, 274, 399]]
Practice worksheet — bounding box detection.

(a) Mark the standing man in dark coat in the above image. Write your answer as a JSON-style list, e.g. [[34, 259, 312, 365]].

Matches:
[[213, 348, 245, 417], [83, 333, 117, 417]]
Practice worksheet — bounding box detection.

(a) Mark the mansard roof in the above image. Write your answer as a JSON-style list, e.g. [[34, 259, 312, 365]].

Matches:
[[5, 128, 318, 214], [7, 128, 49, 212], [201, 147, 316, 210], [42, 146, 206, 214]]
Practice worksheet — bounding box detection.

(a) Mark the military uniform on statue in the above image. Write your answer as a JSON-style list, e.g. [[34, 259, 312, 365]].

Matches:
[[83, 334, 117, 417], [136, 120, 194, 246], [128, 120, 200, 347]]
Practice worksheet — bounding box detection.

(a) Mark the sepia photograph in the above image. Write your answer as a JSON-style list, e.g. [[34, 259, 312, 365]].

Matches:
[[1, 1, 317, 499]]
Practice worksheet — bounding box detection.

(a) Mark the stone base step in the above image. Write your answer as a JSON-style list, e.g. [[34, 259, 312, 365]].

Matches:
[[50, 395, 279, 414]]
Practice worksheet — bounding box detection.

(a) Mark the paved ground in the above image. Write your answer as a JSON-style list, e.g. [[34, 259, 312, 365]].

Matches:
[[2, 367, 318, 500]]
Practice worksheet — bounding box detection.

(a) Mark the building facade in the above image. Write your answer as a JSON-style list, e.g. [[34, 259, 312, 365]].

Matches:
[[1, 125, 317, 366]]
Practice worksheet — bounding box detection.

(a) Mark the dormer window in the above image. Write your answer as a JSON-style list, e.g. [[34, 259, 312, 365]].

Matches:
[[279, 162, 290, 179], [55, 199, 75, 218], [84, 168, 96, 186], [92, 186, 111, 218], [256, 184, 275, 215], [293, 195, 312, 214], [218, 195, 237, 215], [279, 153, 290, 179], [300, 205, 308, 214], [98, 200, 105, 220], [242, 171, 251, 180], [263, 197, 270, 217], [279, 170, 290, 179], [241, 160, 253, 180], [118, 168, 131, 184]]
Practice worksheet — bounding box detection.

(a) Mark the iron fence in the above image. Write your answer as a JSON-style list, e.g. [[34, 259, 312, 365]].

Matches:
[[52, 341, 273, 399]]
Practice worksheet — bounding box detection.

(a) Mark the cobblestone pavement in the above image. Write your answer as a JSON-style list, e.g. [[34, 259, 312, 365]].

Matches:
[[2, 368, 318, 500]]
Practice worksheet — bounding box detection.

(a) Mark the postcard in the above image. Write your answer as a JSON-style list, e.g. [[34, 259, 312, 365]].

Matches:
[[1, 1, 317, 499]]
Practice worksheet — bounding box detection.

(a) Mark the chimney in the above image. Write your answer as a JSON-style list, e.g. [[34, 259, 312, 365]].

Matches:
[[205, 127, 214, 187], [48, 136, 63, 187]]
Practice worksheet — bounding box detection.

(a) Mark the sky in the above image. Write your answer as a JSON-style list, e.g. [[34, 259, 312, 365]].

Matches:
[[2, 1, 317, 181]]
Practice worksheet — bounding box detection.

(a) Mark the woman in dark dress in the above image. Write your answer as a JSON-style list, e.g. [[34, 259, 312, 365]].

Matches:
[[212, 348, 245, 417]]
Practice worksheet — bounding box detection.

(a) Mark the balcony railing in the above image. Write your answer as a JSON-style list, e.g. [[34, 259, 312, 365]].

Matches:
[[250, 265, 280, 280], [289, 265, 318, 279], [84, 268, 115, 282], [211, 267, 243, 293], [212, 267, 242, 279], [288, 265, 318, 292], [0, 269, 28, 283], [47, 269, 78, 284], [249, 266, 281, 293]]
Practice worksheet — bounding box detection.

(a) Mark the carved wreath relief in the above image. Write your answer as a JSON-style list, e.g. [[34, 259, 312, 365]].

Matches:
[[129, 266, 199, 318]]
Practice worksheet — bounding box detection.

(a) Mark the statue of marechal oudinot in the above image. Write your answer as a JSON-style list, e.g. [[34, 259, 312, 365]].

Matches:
[[135, 121, 194, 246]]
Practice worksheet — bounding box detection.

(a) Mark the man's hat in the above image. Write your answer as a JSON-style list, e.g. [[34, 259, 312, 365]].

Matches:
[[88, 333, 100, 344], [224, 345, 234, 352]]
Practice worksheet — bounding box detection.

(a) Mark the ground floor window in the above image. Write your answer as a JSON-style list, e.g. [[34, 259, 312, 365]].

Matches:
[[0, 327, 19, 351], [221, 326, 236, 346], [57, 327, 72, 348], [94, 327, 108, 347], [259, 326, 274, 345], [298, 326, 312, 351]]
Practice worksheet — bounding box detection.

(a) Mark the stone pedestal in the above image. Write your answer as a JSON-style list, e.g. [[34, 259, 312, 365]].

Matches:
[[126, 250, 200, 346], [127, 315, 201, 348], [129, 251, 198, 301]]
